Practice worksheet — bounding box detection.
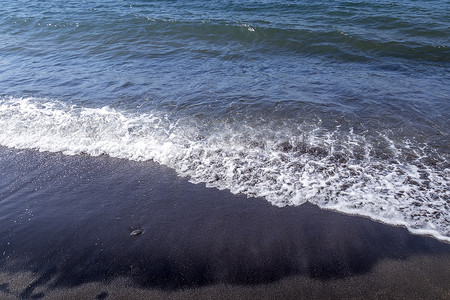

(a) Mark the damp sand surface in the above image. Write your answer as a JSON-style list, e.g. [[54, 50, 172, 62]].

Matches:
[[0, 147, 449, 299]]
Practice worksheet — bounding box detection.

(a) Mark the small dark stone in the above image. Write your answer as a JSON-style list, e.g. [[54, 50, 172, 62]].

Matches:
[[130, 229, 143, 236]]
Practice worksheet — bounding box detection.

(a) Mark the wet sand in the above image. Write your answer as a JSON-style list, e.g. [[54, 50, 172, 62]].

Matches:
[[0, 147, 449, 299]]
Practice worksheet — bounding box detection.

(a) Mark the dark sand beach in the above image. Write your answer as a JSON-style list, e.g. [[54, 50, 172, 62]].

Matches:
[[1, 0, 449, 298], [0, 147, 449, 299]]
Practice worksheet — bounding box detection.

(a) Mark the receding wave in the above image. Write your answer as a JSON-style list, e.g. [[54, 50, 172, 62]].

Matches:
[[0, 97, 449, 242]]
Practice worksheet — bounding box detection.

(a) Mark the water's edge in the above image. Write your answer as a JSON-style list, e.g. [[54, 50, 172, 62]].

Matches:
[[1, 96, 448, 243]]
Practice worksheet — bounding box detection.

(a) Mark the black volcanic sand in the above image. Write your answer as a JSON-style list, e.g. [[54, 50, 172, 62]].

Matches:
[[0, 147, 449, 299]]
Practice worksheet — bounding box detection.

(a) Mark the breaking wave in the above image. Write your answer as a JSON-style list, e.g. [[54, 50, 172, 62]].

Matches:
[[0, 96, 449, 242]]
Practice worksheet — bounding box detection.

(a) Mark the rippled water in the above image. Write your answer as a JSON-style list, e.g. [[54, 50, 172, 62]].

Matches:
[[0, 0, 449, 241]]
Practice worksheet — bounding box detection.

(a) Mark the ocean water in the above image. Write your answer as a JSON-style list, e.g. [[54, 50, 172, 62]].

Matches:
[[0, 0, 449, 242]]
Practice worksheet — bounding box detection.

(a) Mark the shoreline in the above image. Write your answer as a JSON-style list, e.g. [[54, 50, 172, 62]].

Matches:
[[0, 147, 449, 298]]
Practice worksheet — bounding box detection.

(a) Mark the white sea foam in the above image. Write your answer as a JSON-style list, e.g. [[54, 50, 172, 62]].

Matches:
[[0, 97, 449, 242]]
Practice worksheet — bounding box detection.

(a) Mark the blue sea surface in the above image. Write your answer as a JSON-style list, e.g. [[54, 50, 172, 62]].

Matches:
[[0, 0, 449, 241]]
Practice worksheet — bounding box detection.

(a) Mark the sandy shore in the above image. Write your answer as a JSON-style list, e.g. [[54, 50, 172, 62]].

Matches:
[[1, 254, 450, 299], [0, 147, 449, 299]]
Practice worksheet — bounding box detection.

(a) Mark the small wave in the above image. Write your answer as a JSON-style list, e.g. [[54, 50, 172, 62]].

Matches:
[[138, 19, 450, 63], [0, 96, 449, 242]]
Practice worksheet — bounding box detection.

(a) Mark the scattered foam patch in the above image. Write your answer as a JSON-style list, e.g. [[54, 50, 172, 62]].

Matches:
[[0, 96, 449, 242]]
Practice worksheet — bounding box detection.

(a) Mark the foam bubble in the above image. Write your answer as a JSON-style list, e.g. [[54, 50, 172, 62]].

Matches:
[[0, 96, 449, 242]]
